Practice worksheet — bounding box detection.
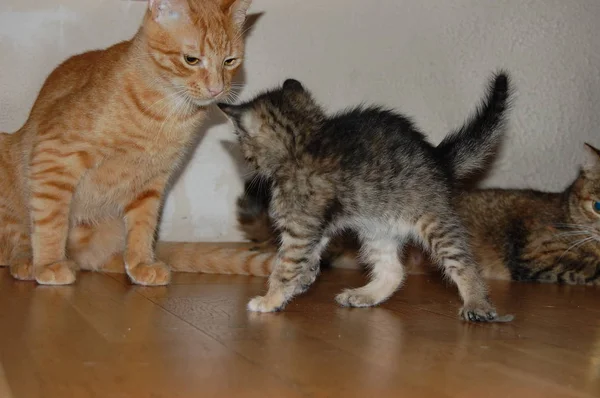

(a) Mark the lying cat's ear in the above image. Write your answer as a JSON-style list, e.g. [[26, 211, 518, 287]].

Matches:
[[583, 143, 600, 175], [222, 0, 252, 29], [148, 0, 189, 24], [282, 79, 305, 93]]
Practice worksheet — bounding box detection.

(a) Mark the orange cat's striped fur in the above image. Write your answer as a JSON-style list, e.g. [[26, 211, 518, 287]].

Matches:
[[0, 0, 253, 285]]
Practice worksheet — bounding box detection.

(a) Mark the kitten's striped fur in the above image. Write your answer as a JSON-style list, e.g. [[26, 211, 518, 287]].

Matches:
[[0, 0, 253, 285], [218, 73, 512, 322]]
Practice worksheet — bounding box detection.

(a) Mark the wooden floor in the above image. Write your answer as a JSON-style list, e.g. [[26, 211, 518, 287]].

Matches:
[[1, 267, 599, 398]]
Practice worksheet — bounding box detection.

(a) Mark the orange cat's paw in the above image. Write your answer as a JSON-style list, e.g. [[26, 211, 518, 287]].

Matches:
[[10, 258, 35, 281], [127, 262, 171, 286], [34, 260, 77, 285]]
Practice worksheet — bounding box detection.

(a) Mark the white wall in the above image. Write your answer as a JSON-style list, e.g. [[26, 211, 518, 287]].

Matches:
[[1, 0, 599, 241]]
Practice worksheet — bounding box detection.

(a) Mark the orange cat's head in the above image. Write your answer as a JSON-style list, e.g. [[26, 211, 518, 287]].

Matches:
[[140, 0, 251, 106], [568, 143, 600, 231]]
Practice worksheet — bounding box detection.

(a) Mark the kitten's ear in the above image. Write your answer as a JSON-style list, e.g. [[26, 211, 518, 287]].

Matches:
[[222, 0, 252, 29], [583, 143, 600, 175], [282, 79, 305, 93], [148, 0, 189, 24], [217, 103, 243, 120]]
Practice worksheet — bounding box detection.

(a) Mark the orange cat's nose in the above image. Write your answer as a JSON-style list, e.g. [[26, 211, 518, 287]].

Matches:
[[208, 86, 224, 97]]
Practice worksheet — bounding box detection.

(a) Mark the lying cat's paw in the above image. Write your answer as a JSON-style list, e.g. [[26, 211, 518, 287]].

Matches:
[[10, 258, 34, 281], [127, 261, 171, 286], [35, 260, 77, 285]]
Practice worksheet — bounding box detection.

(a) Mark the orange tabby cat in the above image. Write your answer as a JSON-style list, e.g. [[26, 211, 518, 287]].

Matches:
[[0, 0, 253, 286]]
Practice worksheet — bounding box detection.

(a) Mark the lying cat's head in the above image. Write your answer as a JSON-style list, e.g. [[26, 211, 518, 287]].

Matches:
[[567, 143, 600, 232], [217, 79, 325, 174], [141, 0, 251, 106]]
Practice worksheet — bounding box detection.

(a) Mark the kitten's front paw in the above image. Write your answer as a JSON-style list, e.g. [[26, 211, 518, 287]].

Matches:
[[35, 260, 77, 285], [335, 289, 380, 308], [127, 262, 171, 286], [10, 257, 35, 281], [247, 295, 285, 312], [459, 300, 514, 323]]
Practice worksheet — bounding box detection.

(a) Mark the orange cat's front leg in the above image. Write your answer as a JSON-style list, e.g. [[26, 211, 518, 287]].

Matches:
[[26, 149, 91, 285], [123, 175, 171, 286]]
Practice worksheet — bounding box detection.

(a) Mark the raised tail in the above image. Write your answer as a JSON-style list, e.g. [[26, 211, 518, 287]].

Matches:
[[435, 71, 511, 183], [156, 241, 277, 276]]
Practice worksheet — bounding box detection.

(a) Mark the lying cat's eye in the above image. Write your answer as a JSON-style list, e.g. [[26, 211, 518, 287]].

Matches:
[[184, 55, 201, 66], [593, 201, 600, 213], [224, 58, 237, 67]]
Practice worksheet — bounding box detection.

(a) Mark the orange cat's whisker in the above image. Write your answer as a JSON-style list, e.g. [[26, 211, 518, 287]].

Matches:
[[145, 88, 187, 113]]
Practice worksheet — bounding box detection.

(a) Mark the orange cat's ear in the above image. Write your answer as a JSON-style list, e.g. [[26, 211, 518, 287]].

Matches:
[[582, 143, 600, 175], [148, 0, 190, 24], [222, 0, 252, 29]]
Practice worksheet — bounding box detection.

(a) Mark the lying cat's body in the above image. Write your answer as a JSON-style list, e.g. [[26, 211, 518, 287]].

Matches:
[[235, 144, 600, 286], [457, 167, 600, 284], [218, 74, 513, 322], [0, 0, 252, 285]]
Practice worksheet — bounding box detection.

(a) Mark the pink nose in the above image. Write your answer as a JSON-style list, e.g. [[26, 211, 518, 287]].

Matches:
[[208, 86, 224, 97]]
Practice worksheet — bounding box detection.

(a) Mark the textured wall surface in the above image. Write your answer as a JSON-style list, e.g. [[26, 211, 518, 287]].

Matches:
[[1, 0, 599, 241]]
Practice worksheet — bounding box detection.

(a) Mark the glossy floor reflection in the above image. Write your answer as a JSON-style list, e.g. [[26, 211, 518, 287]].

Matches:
[[0, 267, 598, 397]]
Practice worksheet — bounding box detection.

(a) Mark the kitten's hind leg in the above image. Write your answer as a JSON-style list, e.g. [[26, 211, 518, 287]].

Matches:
[[415, 214, 511, 322], [247, 231, 329, 313], [335, 237, 404, 307]]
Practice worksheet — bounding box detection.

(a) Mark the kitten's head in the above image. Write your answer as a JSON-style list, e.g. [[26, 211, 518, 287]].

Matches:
[[217, 79, 325, 174], [567, 143, 600, 232], [142, 0, 251, 106]]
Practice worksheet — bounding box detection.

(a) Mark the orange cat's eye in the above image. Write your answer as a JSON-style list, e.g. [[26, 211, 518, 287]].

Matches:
[[184, 55, 201, 66], [224, 58, 237, 67]]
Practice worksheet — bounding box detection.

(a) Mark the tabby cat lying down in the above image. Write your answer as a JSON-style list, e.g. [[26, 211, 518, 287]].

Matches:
[[236, 143, 600, 286]]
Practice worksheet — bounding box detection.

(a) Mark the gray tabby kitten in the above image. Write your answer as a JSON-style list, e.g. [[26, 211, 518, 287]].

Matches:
[[217, 72, 513, 322]]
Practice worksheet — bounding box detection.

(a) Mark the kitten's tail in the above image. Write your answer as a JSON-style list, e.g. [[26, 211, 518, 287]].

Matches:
[[435, 71, 511, 183]]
